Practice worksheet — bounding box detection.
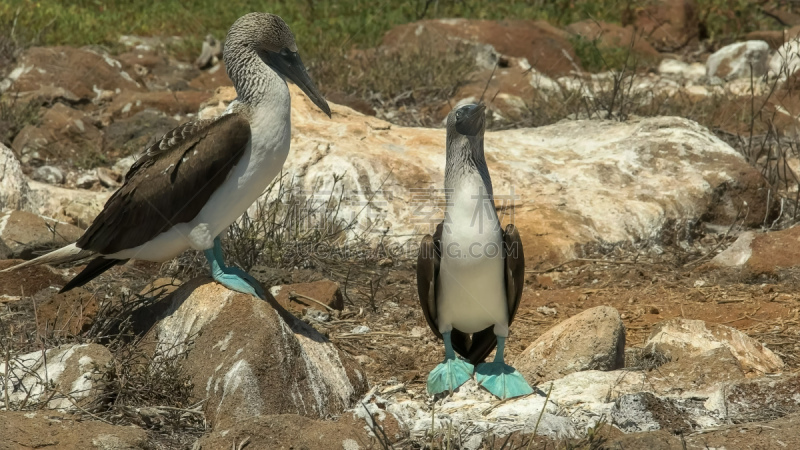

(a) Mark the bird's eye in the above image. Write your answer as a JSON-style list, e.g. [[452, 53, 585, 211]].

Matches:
[[280, 48, 290, 57], [456, 110, 463, 119]]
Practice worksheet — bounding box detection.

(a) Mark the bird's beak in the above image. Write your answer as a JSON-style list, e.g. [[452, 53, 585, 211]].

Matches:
[[456, 103, 486, 136], [265, 50, 331, 117]]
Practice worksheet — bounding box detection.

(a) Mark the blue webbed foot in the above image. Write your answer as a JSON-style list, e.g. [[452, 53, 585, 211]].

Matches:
[[204, 238, 266, 300], [475, 362, 533, 400], [427, 358, 474, 395], [215, 267, 267, 300], [213, 268, 266, 300], [426, 330, 474, 395], [475, 335, 533, 400]]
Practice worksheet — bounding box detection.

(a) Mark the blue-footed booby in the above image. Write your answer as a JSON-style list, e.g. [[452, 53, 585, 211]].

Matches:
[[416, 103, 532, 400], [2, 13, 331, 298]]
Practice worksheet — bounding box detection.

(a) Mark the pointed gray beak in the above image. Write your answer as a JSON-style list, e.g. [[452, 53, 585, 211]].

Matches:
[[265, 49, 331, 117], [455, 103, 486, 136]]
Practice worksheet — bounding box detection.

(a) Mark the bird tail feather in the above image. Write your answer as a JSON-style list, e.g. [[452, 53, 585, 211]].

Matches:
[[0, 243, 93, 272]]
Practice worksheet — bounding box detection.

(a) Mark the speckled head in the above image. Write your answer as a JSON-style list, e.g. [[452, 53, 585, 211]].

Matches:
[[444, 103, 490, 185], [447, 103, 486, 138], [224, 12, 331, 117]]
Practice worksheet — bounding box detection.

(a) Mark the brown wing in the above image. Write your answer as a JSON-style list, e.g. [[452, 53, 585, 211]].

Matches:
[[77, 113, 251, 254], [417, 223, 442, 338], [503, 223, 525, 325], [459, 223, 526, 365]]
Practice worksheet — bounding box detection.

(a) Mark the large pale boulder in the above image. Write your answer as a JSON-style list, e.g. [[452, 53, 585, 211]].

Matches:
[[142, 278, 369, 429], [271, 83, 770, 268], [514, 306, 626, 383], [645, 318, 784, 376]]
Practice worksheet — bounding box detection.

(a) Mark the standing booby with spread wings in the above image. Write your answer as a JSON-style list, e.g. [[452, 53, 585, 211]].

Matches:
[[416, 103, 532, 400], [2, 13, 331, 298]]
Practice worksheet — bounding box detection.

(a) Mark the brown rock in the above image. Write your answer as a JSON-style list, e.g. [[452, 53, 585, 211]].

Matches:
[[440, 67, 537, 123], [629, 0, 699, 51], [706, 226, 800, 276], [107, 90, 212, 119], [645, 318, 784, 377], [103, 109, 179, 158], [745, 30, 786, 49], [195, 414, 369, 449], [0, 259, 66, 299], [0, 410, 148, 449], [188, 61, 233, 91], [514, 306, 625, 383], [141, 278, 368, 429], [270, 280, 345, 315], [2, 46, 143, 103], [565, 20, 661, 65], [11, 102, 103, 165], [36, 288, 98, 337], [382, 19, 579, 77], [0, 210, 84, 260]]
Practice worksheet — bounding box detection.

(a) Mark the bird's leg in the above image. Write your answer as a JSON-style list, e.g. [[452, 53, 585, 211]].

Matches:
[[426, 331, 474, 396], [204, 237, 266, 300], [475, 335, 533, 399]]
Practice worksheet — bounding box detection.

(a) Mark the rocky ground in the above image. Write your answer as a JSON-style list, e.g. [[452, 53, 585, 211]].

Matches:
[[4, 2, 800, 449]]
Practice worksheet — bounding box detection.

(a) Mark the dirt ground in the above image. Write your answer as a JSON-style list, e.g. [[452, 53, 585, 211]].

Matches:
[[4, 239, 800, 448], [313, 256, 800, 393]]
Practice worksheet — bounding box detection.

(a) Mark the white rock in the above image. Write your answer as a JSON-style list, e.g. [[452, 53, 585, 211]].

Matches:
[[659, 59, 707, 81], [645, 318, 784, 376], [706, 41, 770, 81], [515, 306, 625, 383], [112, 154, 137, 177], [31, 165, 65, 184], [76, 172, 97, 189], [147, 280, 368, 428], [0, 142, 35, 212], [770, 38, 800, 78], [0, 343, 111, 411], [278, 84, 765, 266], [709, 231, 755, 267], [26, 180, 111, 228]]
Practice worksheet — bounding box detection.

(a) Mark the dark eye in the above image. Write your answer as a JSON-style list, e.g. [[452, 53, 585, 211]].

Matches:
[[456, 110, 463, 119], [280, 48, 290, 57]]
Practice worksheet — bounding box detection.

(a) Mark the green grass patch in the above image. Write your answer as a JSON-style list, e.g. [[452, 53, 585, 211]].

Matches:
[[0, 0, 653, 58]]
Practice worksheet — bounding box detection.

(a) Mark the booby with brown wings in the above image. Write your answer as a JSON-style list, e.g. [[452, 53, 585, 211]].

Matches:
[[2, 13, 331, 298], [416, 103, 532, 400]]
